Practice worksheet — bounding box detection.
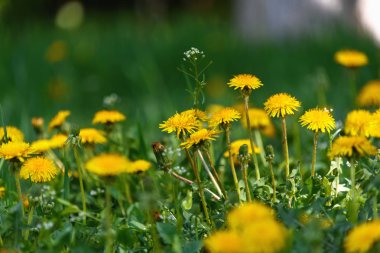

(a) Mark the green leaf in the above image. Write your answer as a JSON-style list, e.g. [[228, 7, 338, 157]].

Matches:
[[156, 222, 177, 244]]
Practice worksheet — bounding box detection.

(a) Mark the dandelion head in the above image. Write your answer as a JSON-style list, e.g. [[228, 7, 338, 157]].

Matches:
[[264, 93, 301, 118], [85, 153, 130, 177], [180, 129, 219, 149], [369, 109, 380, 138], [241, 219, 288, 253], [228, 74, 263, 93], [127, 159, 152, 173], [344, 110, 372, 137], [299, 108, 336, 133], [20, 157, 59, 183], [48, 110, 70, 130], [344, 220, 380, 253], [204, 231, 243, 253], [49, 134, 68, 149], [224, 139, 260, 160], [181, 109, 208, 121], [30, 139, 52, 153], [335, 49, 368, 68], [159, 112, 199, 138], [0, 186, 5, 198], [227, 202, 274, 231], [92, 110, 126, 125], [79, 128, 107, 144], [0, 141, 30, 161], [357, 80, 380, 107], [0, 126, 24, 142], [329, 136, 377, 159], [209, 107, 241, 128]]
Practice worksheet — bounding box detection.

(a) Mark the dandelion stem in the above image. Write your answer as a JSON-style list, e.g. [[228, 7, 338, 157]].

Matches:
[[14, 171, 24, 218], [244, 95, 260, 180], [266, 147, 276, 203], [123, 176, 133, 204], [349, 69, 358, 105], [281, 117, 290, 179], [373, 193, 378, 219], [311, 132, 319, 177], [184, 148, 211, 225], [254, 129, 268, 167], [202, 148, 227, 199], [73, 146, 87, 225], [335, 157, 341, 198], [62, 147, 70, 199], [105, 185, 114, 253], [197, 149, 223, 198], [225, 127, 241, 203], [348, 157, 359, 224], [24, 204, 34, 241], [241, 160, 252, 202]]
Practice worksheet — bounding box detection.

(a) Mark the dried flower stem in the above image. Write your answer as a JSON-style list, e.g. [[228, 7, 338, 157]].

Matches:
[[203, 148, 227, 199], [225, 127, 241, 203], [244, 95, 260, 180], [311, 132, 319, 177], [281, 117, 290, 179], [197, 149, 223, 198]]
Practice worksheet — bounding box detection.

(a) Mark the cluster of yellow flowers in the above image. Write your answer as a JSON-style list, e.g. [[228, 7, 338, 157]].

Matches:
[[204, 202, 288, 253]]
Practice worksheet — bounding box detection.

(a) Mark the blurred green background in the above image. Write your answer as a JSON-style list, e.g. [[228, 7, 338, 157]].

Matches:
[[0, 0, 379, 141]]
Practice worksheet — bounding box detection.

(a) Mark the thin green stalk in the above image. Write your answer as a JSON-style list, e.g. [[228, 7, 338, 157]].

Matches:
[[123, 176, 133, 204], [311, 132, 319, 177], [268, 159, 276, 203], [348, 157, 359, 224], [184, 148, 211, 226], [241, 161, 252, 202], [225, 127, 241, 203], [254, 129, 267, 167], [24, 204, 34, 241], [349, 69, 358, 105], [197, 149, 223, 198], [244, 95, 260, 180], [15, 171, 24, 218], [105, 185, 114, 253], [373, 193, 378, 219], [62, 147, 70, 199], [335, 157, 341, 198], [281, 117, 290, 179], [73, 147, 87, 225]]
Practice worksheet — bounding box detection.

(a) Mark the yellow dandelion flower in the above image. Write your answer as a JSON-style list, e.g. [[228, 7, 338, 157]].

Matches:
[[181, 109, 208, 121], [30, 139, 52, 153], [48, 110, 70, 130], [344, 110, 372, 137], [228, 74, 263, 92], [209, 107, 241, 128], [0, 126, 24, 142], [159, 112, 199, 138], [344, 220, 380, 253], [85, 153, 130, 176], [180, 129, 219, 149], [264, 93, 301, 118], [241, 108, 271, 129], [79, 128, 107, 144], [223, 139, 260, 159], [299, 108, 336, 133], [20, 157, 59, 183], [335, 49, 368, 68], [227, 202, 274, 231], [357, 80, 380, 107], [49, 134, 68, 149], [242, 219, 288, 253], [127, 159, 151, 173], [204, 231, 243, 253], [329, 136, 377, 158], [0, 186, 5, 198], [92, 110, 126, 125], [369, 109, 380, 138], [0, 142, 31, 161], [31, 117, 44, 129]]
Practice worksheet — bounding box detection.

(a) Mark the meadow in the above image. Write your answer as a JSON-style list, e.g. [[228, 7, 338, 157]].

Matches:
[[1, 14, 380, 252]]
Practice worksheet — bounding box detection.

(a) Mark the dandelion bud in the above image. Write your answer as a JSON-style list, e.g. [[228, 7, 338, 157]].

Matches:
[[32, 117, 44, 135], [266, 145, 275, 161], [152, 142, 172, 171], [238, 144, 250, 164]]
